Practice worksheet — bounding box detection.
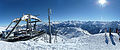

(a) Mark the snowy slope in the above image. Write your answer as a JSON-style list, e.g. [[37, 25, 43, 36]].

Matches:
[[0, 21, 120, 50], [0, 33, 119, 50], [56, 21, 120, 34], [56, 27, 91, 38]]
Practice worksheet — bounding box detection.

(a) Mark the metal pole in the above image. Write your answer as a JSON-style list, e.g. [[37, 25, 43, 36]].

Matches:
[[5, 18, 22, 39], [48, 8, 51, 43], [34, 22, 37, 30], [6, 22, 13, 30], [26, 19, 29, 34], [28, 14, 32, 36]]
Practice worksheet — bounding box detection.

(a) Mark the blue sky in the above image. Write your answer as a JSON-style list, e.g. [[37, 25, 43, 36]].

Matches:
[[0, 0, 120, 26]]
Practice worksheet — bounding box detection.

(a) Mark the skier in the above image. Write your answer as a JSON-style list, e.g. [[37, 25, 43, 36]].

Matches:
[[116, 28, 119, 35], [109, 28, 112, 36], [118, 32, 120, 41], [105, 28, 107, 33], [115, 28, 120, 41], [116, 28, 120, 41], [105, 28, 107, 35]]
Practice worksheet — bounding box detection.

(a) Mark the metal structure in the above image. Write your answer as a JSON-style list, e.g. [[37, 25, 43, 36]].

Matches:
[[0, 14, 45, 42]]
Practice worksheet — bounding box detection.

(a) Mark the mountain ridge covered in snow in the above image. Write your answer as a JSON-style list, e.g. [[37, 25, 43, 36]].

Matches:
[[0, 21, 120, 50]]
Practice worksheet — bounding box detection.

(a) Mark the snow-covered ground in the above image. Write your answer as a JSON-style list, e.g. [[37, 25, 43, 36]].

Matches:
[[0, 27, 6, 33], [0, 33, 119, 50]]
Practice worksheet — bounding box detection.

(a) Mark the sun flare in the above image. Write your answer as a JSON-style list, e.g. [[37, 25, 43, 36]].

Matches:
[[98, 0, 107, 5]]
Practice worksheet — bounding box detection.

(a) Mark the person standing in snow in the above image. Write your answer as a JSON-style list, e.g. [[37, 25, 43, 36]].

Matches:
[[116, 28, 118, 34], [105, 28, 107, 33], [116, 28, 120, 40], [105, 28, 107, 35], [109, 28, 112, 36], [118, 31, 120, 41], [115, 28, 120, 41]]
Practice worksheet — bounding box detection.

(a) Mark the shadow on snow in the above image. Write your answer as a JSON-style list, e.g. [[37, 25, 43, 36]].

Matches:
[[105, 33, 116, 45], [110, 34, 116, 45], [105, 33, 108, 44]]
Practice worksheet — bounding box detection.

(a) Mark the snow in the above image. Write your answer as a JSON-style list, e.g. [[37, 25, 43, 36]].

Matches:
[[0, 21, 120, 50], [56, 27, 91, 38], [0, 27, 6, 33], [22, 15, 41, 21], [52, 21, 61, 24], [13, 14, 41, 22], [0, 32, 119, 50]]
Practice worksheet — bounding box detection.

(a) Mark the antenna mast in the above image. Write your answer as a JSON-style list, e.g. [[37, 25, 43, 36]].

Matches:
[[48, 8, 52, 43]]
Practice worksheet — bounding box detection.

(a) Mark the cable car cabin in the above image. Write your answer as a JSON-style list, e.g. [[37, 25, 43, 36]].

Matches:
[[0, 14, 46, 42]]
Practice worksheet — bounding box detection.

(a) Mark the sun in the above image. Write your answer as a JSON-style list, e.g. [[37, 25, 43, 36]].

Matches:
[[98, 0, 107, 5]]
